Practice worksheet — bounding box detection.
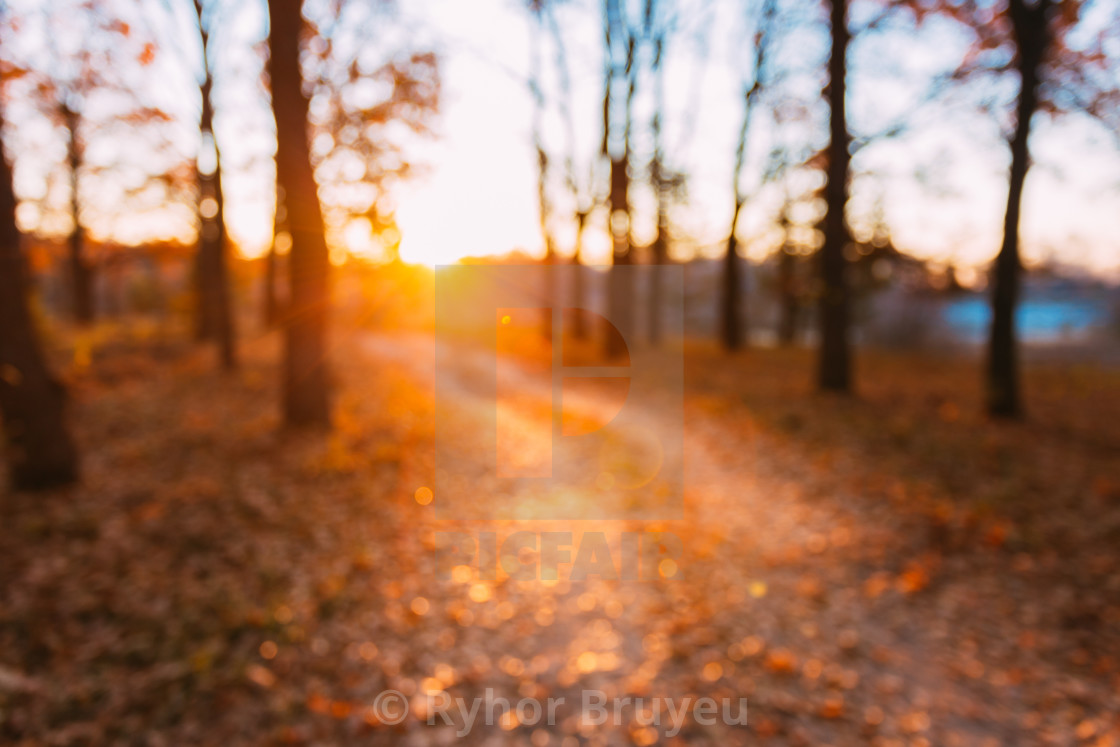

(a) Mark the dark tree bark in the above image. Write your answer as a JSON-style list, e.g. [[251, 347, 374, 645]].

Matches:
[[569, 209, 589, 339], [262, 243, 280, 328], [540, 240, 555, 345], [777, 248, 798, 346], [61, 104, 94, 326], [604, 5, 634, 359], [268, 0, 331, 426], [648, 199, 667, 345], [987, 0, 1049, 418], [263, 189, 285, 329], [194, 0, 237, 370], [528, 13, 555, 343], [721, 200, 745, 350], [818, 0, 852, 392], [0, 115, 79, 490], [720, 0, 775, 351], [648, 33, 667, 347], [721, 80, 750, 351], [606, 149, 632, 358], [193, 234, 215, 339], [777, 201, 798, 345]]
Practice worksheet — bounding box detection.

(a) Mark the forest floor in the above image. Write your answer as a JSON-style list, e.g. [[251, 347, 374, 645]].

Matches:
[[2, 324, 1120, 746]]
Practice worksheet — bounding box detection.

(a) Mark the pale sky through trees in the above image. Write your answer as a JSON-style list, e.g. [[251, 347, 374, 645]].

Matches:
[[3, 0, 1118, 279]]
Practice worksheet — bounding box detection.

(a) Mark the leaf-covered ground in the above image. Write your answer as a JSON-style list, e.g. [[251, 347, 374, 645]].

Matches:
[[2, 327, 1119, 745]]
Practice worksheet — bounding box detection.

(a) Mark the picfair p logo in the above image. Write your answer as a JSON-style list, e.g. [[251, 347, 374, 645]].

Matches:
[[434, 264, 683, 520]]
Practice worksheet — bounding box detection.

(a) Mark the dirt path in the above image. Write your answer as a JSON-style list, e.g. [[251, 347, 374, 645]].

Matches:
[[3, 333, 1110, 744], [358, 332, 1064, 745]]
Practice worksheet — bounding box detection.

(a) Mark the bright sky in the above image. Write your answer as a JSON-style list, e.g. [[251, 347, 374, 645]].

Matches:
[[389, 0, 1120, 276], [4, 0, 1119, 279], [392, 0, 539, 265]]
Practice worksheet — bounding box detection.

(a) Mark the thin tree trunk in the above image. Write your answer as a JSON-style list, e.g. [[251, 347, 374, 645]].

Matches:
[[529, 11, 554, 343], [193, 6, 216, 342], [721, 200, 745, 349], [540, 242, 555, 344], [210, 146, 236, 369], [570, 209, 589, 339], [268, 0, 331, 426], [722, 93, 749, 351], [778, 248, 798, 345], [604, 13, 634, 359], [262, 244, 280, 328], [818, 0, 852, 392], [543, 4, 591, 343], [606, 157, 631, 358], [62, 105, 93, 326], [194, 7, 237, 369], [648, 29, 667, 347], [648, 209, 667, 345], [720, 0, 775, 351], [0, 116, 79, 490], [777, 201, 798, 345], [193, 233, 215, 339], [987, 0, 1047, 418], [606, 155, 632, 358]]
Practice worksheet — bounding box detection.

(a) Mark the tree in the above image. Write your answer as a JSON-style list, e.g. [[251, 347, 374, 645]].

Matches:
[[647, 23, 669, 346], [35, 1, 154, 326], [528, 0, 556, 342], [59, 99, 93, 325], [818, 0, 852, 392], [642, 0, 669, 346], [43, 3, 100, 326], [193, 0, 236, 370], [538, 1, 596, 340], [268, 0, 331, 426], [721, 0, 778, 351], [776, 199, 802, 345], [263, 221, 285, 329], [604, 0, 635, 358], [0, 107, 79, 489], [984, 0, 1050, 417], [923, 0, 1119, 416], [640, 0, 690, 348]]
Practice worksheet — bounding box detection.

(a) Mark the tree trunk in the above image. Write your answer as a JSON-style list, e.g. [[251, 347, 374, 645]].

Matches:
[[62, 105, 94, 326], [268, 0, 331, 426], [778, 248, 798, 345], [569, 209, 589, 339], [987, 0, 1047, 418], [262, 244, 280, 328], [529, 9, 555, 344], [193, 2, 216, 343], [604, 18, 634, 359], [648, 32, 667, 347], [263, 194, 284, 330], [193, 238, 215, 339], [199, 148, 237, 370], [540, 243, 555, 344], [648, 213, 666, 346], [194, 11, 237, 370], [818, 0, 852, 392], [534, 148, 555, 346], [0, 117, 79, 490], [721, 201, 745, 350], [720, 0, 776, 352], [606, 155, 632, 359]]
